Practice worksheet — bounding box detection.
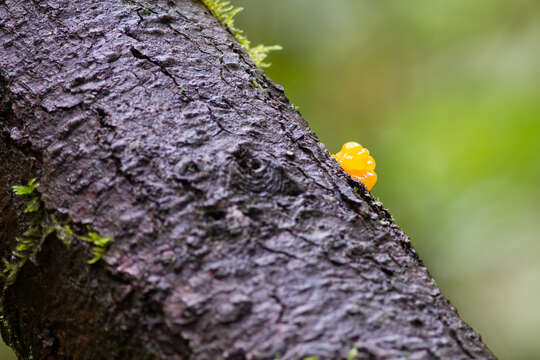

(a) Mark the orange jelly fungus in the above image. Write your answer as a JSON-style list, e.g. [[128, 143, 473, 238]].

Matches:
[[332, 141, 377, 190]]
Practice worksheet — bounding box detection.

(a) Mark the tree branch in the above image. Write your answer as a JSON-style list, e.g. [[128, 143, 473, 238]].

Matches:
[[0, 0, 495, 359]]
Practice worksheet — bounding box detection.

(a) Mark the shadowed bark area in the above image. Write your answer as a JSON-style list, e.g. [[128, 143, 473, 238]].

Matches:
[[0, 0, 495, 359]]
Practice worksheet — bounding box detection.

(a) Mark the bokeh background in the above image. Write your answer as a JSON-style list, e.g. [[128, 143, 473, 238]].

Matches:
[[2, 1, 539, 358]]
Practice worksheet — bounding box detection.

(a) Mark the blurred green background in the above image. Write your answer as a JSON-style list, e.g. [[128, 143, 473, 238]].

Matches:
[[2, 1, 539, 358]]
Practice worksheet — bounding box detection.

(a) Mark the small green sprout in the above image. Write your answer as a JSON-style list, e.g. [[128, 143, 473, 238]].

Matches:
[[23, 197, 40, 213], [248, 44, 283, 68], [347, 346, 358, 360], [379, 219, 390, 226], [56, 225, 74, 247], [12, 178, 41, 213], [2, 178, 45, 287], [12, 178, 39, 195], [81, 229, 114, 264], [12, 238, 34, 259], [22, 227, 40, 238], [251, 79, 263, 91], [1, 259, 17, 284], [201, 0, 282, 68]]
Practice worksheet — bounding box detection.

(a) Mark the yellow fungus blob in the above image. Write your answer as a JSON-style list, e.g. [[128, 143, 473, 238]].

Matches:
[[332, 141, 377, 190]]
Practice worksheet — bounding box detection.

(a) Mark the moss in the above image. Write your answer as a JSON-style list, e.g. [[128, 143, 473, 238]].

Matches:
[[11, 178, 39, 195], [0, 180, 116, 356], [251, 79, 263, 91], [80, 228, 114, 264], [1, 179, 114, 291], [201, 0, 282, 68], [347, 346, 358, 360], [2, 179, 47, 288]]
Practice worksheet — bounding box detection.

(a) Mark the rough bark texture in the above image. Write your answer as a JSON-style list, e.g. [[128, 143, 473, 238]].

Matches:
[[0, 0, 495, 359]]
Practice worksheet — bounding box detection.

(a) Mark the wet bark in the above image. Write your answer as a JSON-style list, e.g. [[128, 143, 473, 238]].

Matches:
[[0, 0, 495, 359]]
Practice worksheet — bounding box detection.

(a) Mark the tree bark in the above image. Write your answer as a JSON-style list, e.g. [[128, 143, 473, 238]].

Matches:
[[0, 0, 495, 359]]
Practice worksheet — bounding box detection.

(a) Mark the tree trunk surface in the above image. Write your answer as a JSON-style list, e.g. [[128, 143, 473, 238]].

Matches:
[[0, 0, 495, 359]]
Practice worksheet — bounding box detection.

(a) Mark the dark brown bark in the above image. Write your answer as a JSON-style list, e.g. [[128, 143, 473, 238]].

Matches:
[[0, 0, 495, 359]]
